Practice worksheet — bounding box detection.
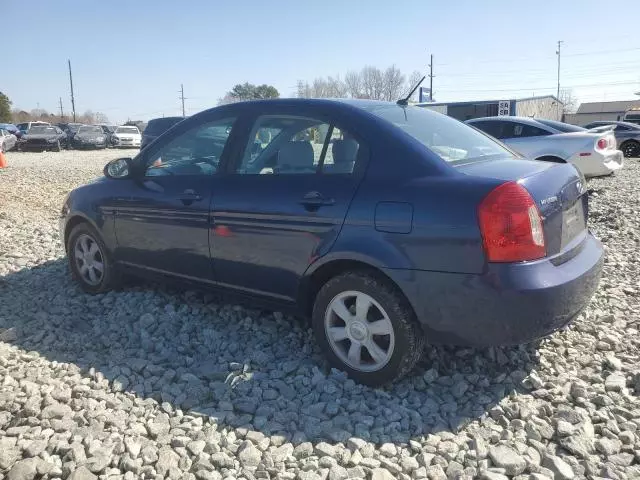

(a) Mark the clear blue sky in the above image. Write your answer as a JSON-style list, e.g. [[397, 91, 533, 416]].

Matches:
[[5, 0, 640, 124]]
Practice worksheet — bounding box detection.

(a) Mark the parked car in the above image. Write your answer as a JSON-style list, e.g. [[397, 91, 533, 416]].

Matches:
[[16, 121, 50, 136], [62, 123, 85, 146], [582, 121, 640, 158], [19, 125, 66, 151], [60, 99, 604, 386], [0, 123, 23, 139], [111, 125, 141, 148], [98, 125, 118, 147], [0, 129, 17, 152], [141, 116, 185, 149], [70, 125, 107, 149], [466, 116, 623, 177]]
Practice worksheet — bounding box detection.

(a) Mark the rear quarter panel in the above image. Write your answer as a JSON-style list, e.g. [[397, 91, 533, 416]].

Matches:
[[328, 173, 502, 275], [505, 134, 596, 161]]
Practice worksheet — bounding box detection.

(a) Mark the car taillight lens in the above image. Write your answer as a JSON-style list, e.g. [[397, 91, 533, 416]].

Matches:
[[596, 138, 608, 150], [478, 182, 546, 263]]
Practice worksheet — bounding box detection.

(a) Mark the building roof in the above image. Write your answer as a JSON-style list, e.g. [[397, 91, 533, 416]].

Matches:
[[576, 100, 640, 114], [414, 95, 561, 107]]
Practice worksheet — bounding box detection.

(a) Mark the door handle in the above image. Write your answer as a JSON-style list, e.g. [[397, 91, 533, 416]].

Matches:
[[299, 191, 335, 209], [178, 189, 202, 205]]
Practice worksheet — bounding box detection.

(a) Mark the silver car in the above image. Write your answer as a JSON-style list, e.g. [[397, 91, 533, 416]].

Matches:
[[0, 129, 17, 153], [466, 116, 623, 178]]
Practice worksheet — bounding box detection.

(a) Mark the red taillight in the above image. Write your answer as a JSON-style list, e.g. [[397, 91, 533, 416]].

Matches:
[[596, 138, 608, 150], [478, 182, 546, 263]]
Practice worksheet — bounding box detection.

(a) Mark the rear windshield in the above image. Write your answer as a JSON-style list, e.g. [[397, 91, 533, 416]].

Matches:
[[116, 126, 139, 134], [363, 104, 510, 163], [145, 118, 183, 135], [535, 119, 586, 133]]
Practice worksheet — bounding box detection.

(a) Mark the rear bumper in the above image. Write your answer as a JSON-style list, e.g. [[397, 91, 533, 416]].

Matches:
[[384, 233, 604, 346], [573, 150, 623, 177]]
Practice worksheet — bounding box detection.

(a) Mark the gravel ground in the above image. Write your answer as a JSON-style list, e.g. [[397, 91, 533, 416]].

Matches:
[[1, 150, 639, 480]]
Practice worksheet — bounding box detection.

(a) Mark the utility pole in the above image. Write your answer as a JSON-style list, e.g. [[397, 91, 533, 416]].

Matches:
[[428, 54, 434, 102], [68, 60, 76, 122], [59, 97, 64, 119], [179, 84, 186, 117], [556, 41, 563, 99]]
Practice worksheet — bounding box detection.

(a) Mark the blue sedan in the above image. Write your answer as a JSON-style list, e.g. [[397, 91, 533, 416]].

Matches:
[[60, 99, 603, 386]]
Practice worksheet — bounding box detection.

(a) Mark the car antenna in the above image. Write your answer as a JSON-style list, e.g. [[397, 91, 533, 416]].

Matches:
[[397, 75, 426, 106]]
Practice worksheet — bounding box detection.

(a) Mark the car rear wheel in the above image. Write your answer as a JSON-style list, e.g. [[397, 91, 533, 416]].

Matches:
[[312, 271, 425, 386], [621, 140, 640, 158], [67, 223, 119, 294]]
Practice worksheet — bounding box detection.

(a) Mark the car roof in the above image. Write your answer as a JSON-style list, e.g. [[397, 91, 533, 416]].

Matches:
[[467, 116, 548, 127]]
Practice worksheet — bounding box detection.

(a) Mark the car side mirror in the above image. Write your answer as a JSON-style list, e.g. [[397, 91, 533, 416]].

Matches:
[[104, 157, 134, 179]]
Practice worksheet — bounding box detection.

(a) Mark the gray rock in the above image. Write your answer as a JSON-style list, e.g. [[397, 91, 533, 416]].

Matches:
[[542, 455, 574, 480], [24, 439, 47, 458], [238, 441, 261, 467], [66, 466, 98, 480], [595, 437, 622, 455], [156, 447, 180, 476], [294, 442, 313, 459], [370, 468, 396, 480], [6, 459, 38, 480], [41, 403, 72, 419], [480, 472, 509, 480], [328, 465, 348, 480], [605, 374, 626, 392], [425, 464, 447, 480], [488, 445, 526, 476]]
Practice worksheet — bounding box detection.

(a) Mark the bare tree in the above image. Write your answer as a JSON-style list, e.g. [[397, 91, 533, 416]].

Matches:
[[382, 65, 406, 101], [558, 88, 577, 114], [345, 71, 364, 98], [361, 66, 385, 100], [327, 76, 348, 98]]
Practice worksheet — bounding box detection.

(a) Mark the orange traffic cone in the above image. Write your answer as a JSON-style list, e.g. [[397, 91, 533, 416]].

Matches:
[[0, 150, 6, 169]]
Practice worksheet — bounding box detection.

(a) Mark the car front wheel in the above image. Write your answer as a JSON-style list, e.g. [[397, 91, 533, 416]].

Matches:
[[312, 271, 425, 386], [67, 223, 119, 294]]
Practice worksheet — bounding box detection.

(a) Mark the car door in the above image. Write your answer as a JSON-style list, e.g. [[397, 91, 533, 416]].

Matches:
[[112, 115, 237, 281], [209, 110, 367, 302]]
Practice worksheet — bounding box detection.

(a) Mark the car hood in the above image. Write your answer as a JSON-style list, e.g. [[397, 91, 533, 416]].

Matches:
[[75, 134, 103, 139]]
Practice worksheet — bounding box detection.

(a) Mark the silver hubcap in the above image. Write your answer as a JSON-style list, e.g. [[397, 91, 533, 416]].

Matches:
[[324, 290, 395, 372], [74, 234, 105, 286]]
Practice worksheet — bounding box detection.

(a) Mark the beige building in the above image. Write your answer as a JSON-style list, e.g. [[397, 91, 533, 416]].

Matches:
[[564, 100, 640, 126], [416, 95, 563, 121]]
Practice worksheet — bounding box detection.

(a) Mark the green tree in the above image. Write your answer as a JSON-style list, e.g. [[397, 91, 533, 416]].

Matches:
[[0, 92, 12, 122], [228, 82, 280, 101]]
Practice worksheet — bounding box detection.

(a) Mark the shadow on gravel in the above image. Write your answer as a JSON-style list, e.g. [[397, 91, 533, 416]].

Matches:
[[0, 259, 541, 445]]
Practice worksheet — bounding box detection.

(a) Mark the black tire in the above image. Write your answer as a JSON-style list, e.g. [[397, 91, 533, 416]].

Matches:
[[312, 271, 425, 386], [66, 223, 119, 294], [620, 140, 640, 158]]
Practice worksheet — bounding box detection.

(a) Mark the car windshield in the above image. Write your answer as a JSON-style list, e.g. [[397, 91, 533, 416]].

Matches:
[[67, 124, 82, 132], [78, 126, 102, 134], [116, 127, 139, 134], [535, 119, 586, 133], [362, 104, 510, 163], [29, 126, 57, 134]]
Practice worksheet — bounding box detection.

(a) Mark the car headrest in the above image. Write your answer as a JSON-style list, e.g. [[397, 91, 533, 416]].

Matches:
[[278, 141, 315, 170], [331, 138, 359, 164]]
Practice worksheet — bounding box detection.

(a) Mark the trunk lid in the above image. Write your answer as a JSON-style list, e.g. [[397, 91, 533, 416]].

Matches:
[[457, 158, 588, 258]]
